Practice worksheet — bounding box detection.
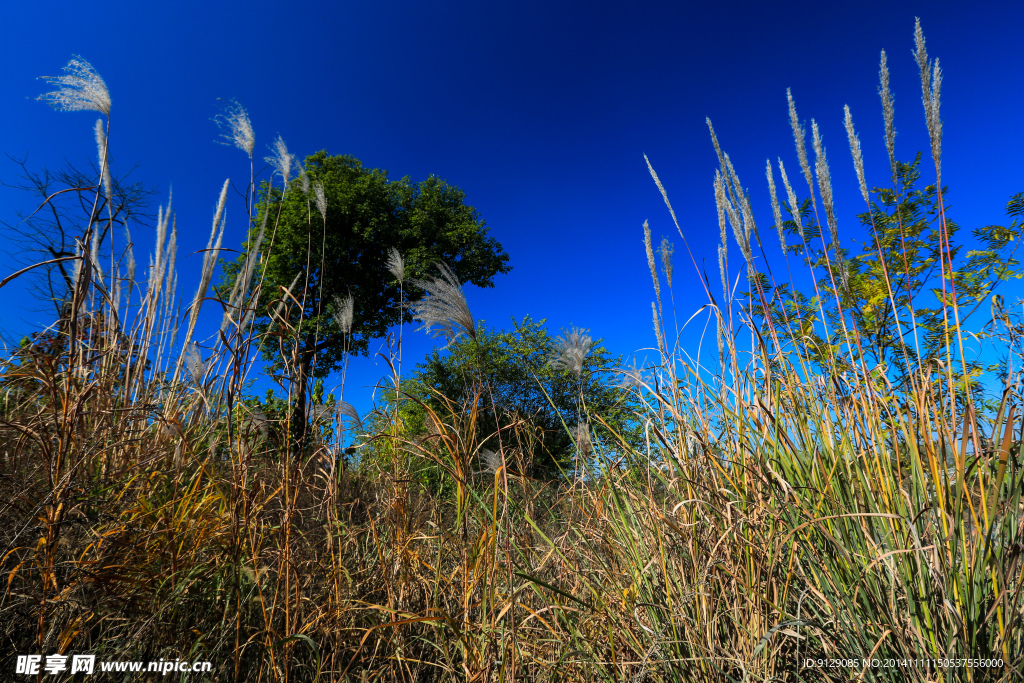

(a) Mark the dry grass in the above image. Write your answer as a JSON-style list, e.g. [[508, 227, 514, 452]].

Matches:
[[2, 26, 1023, 682]]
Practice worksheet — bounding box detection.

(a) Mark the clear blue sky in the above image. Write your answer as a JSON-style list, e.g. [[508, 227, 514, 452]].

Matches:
[[2, 0, 1023, 411]]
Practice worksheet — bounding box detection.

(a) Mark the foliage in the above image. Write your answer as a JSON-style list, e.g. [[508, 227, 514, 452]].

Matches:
[[381, 316, 642, 480], [220, 151, 510, 378], [754, 153, 1023, 396]]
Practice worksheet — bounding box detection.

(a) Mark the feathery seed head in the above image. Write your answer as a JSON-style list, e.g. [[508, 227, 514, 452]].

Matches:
[[812, 121, 847, 287], [718, 244, 728, 305], [213, 98, 255, 159], [94, 119, 112, 200], [652, 301, 665, 356], [313, 181, 327, 223], [551, 326, 594, 378], [184, 342, 206, 384], [38, 56, 111, 116], [337, 401, 362, 430], [333, 293, 354, 335], [766, 159, 785, 252], [644, 155, 682, 235], [716, 165, 750, 265], [478, 449, 504, 475], [843, 105, 869, 204], [914, 18, 943, 174], [811, 120, 837, 238], [715, 171, 728, 252], [878, 50, 896, 175], [410, 262, 475, 346], [574, 422, 593, 458], [659, 237, 674, 289], [265, 134, 297, 188], [643, 220, 661, 302], [387, 247, 405, 283], [777, 159, 805, 242], [787, 88, 814, 193], [125, 227, 136, 283], [617, 365, 643, 390]]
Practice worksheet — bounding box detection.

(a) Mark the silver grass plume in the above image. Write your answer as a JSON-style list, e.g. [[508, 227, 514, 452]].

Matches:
[[811, 120, 847, 287], [787, 88, 814, 193], [297, 165, 310, 196], [574, 422, 593, 458], [777, 159, 805, 242], [722, 156, 753, 258], [94, 119, 112, 200], [878, 50, 897, 176], [551, 326, 594, 378], [716, 301, 726, 370], [652, 301, 665, 356], [659, 237, 674, 289], [811, 121, 837, 245], [716, 170, 750, 269], [150, 191, 173, 301], [715, 172, 729, 302], [643, 220, 661, 305], [163, 218, 178, 304], [478, 449, 504, 475], [265, 134, 297, 189], [337, 401, 362, 430], [37, 56, 111, 116], [715, 171, 728, 261], [844, 105, 869, 203], [766, 159, 785, 251], [914, 18, 943, 178], [313, 181, 327, 224], [811, 118, 843, 284], [410, 262, 475, 346], [89, 226, 104, 284], [124, 226, 136, 284], [333, 293, 354, 335], [213, 98, 255, 159], [617, 365, 643, 390], [184, 342, 206, 384], [706, 120, 745, 213], [718, 244, 728, 307], [175, 179, 229, 383], [387, 247, 405, 283], [644, 155, 682, 236]]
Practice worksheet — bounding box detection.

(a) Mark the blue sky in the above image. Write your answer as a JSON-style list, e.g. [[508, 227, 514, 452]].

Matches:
[[2, 0, 1023, 412]]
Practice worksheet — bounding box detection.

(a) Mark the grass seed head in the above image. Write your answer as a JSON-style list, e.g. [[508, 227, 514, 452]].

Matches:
[[410, 262, 476, 347], [213, 98, 255, 159], [38, 56, 111, 116]]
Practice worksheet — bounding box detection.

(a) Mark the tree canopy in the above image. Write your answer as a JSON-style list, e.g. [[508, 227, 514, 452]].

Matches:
[[389, 317, 642, 480], [220, 151, 511, 432]]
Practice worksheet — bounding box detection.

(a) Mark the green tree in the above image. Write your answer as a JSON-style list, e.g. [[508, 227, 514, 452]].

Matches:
[[757, 154, 1022, 397], [221, 151, 510, 441], [390, 317, 642, 481]]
